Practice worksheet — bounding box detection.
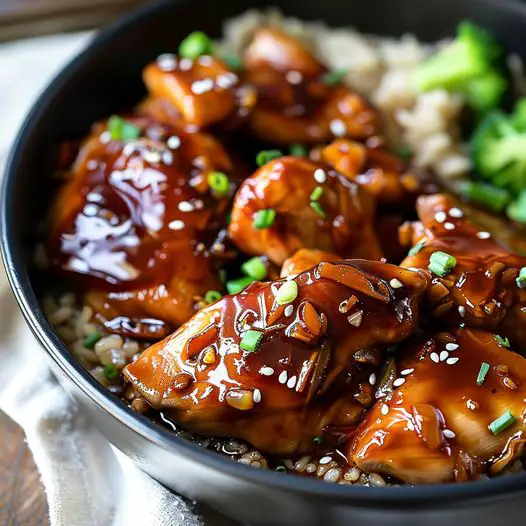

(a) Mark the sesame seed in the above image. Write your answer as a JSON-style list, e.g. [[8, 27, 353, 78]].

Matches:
[[439, 350, 449, 362], [381, 403, 389, 415], [401, 368, 414, 376], [278, 371, 288, 384], [466, 399, 478, 411], [178, 201, 194, 212], [284, 305, 294, 317], [446, 357, 459, 365], [179, 58, 193, 71], [319, 456, 332, 465], [168, 220, 185, 230], [253, 388, 262, 403], [434, 210, 447, 223], [330, 118, 347, 137], [99, 131, 111, 144], [476, 231, 491, 240], [286, 70, 303, 84], [259, 366, 274, 376], [430, 352, 440, 363], [444, 222, 455, 230], [369, 373, 376, 385], [143, 150, 162, 164], [393, 378, 406, 387], [157, 53, 177, 71], [197, 55, 213, 66], [167, 135, 181, 149], [162, 151, 174, 165], [314, 168, 327, 183], [83, 204, 98, 216], [458, 306, 466, 317], [347, 310, 363, 327], [389, 278, 403, 289], [448, 207, 463, 218], [287, 375, 297, 389], [443, 429, 456, 439], [216, 73, 238, 89], [445, 343, 459, 351], [191, 78, 214, 95]]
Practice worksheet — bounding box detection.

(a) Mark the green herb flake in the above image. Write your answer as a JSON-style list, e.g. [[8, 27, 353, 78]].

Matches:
[[240, 329, 264, 352]]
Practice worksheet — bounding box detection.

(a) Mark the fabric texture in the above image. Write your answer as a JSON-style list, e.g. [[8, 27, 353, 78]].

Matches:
[[0, 32, 231, 526]]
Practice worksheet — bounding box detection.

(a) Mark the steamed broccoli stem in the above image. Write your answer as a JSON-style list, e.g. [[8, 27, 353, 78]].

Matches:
[[462, 70, 507, 113], [507, 190, 526, 224]]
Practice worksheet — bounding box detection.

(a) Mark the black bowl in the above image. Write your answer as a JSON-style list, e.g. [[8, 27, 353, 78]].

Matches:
[[3, 1, 526, 524]]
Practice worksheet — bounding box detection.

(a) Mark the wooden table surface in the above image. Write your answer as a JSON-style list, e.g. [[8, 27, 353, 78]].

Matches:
[[0, 411, 48, 526]]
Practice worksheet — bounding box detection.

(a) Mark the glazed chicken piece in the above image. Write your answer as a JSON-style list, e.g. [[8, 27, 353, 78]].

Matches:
[[141, 54, 257, 129], [228, 156, 382, 266], [400, 194, 526, 351], [280, 248, 341, 277], [244, 27, 380, 145], [349, 328, 526, 484], [123, 260, 427, 454], [49, 117, 238, 332]]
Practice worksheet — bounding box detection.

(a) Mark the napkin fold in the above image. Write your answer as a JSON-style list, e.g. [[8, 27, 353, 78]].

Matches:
[[0, 31, 224, 526]]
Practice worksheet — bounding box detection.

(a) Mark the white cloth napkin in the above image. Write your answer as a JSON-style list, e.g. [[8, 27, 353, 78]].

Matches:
[[0, 32, 232, 526]]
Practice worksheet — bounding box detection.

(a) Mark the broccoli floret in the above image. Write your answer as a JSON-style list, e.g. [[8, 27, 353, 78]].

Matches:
[[507, 190, 526, 224], [470, 102, 526, 195], [462, 70, 508, 114]]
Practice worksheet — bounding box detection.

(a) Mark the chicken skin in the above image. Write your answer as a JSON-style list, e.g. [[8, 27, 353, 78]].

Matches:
[[123, 260, 427, 454], [49, 117, 238, 332], [280, 248, 341, 277], [228, 156, 382, 266], [400, 194, 526, 351], [349, 328, 526, 483], [244, 27, 380, 145]]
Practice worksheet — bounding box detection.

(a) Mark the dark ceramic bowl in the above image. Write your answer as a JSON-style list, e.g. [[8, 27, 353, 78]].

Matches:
[[3, 1, 526, 524]]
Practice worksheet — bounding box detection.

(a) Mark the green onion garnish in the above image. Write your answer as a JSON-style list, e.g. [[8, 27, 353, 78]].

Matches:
[[290, 143, 307, 157], [517, 267, 526, 289], [207, 171, 230, 197], [313, 436, 323, 445], [310, 201, 326, 218], [494, 334, 510, 348], [83, 331, 101, 349], [204, 290, 222, 304], [275, 280, 298, 305], [428, 251, 457, 277], [239, 329, 264, 352], [488, 410, 516, 435], [226, 276, 254, 294], [477, 361, 490, 386], [310, 186, 324, 201], [275, 465, 286, 472], [253, 209, 276, 229], [241, 257, 267, 281], [107, 116, 141, 141], [218, 52, 243, 70], [256, 149, 283, 167], [462, 181, 511, 213], [179, 31, 213, 59], [103, 363, 119, 380], [320, 68, 348, 86], [408, 241, 426, 257]]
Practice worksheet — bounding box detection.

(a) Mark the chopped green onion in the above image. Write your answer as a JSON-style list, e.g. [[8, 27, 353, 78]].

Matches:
[[207, 171, 230, 197], [462, 181, 511, 213], [239, 329, 264, 352], [408, 241, 426, 257], [241, 257, 267, 281], [313, 436, 323, 445], [226, 276, 254, 294], [428, 251, 457, 277], [517, 267, 526, 289], [494, 334, 510, 348], [253, 209, 276, 229], [275, 280, 298, 305], [275, 465, 286, 472], [310, 201, 326, 218], [310, 186, 324, 201], [256, 149, 283, 167], [508, 190, 526, 224], [488, 410, 516, 435], [321, 68, 348, 86], [107, 116, 141, 141], [83, 331, 101, 349], [103, 363, 119, 380], [204, 290, 222, 304], [179, 31, 213, 59], [290, 143, 307, 157], [218, 52, 243, 70], [477, 361, 490, 386]]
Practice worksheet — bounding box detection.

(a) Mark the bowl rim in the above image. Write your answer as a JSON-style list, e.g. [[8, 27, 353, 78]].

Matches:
[[3, 0, 526, 508]]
